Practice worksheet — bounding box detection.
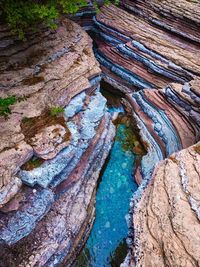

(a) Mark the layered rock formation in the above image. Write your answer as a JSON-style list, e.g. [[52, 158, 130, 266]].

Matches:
[[123, 79, 200, 185], [120, 78, 200, 266], [0, 19, 115, 266], [92, 3, 200, 92], [125, 142, 200, 267], [88, 2, 200, 266], [1, 1, 200, 266], [121, 0, 200, 43]]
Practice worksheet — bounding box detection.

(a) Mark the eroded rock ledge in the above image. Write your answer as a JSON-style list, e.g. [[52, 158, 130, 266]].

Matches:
[[124, 79, 200, 185], [0, 19, 115, 266], [126, 142, 200, 267]]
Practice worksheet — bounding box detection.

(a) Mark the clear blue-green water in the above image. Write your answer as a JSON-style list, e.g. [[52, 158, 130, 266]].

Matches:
[[76, 122, 138, 267]]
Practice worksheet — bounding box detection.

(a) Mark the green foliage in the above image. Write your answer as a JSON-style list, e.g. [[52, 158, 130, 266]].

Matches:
[[0, 0, 87, 39], [0, 96, 17, 117], [114, 0, 120, 5], [58, 0, 87, 14], [49, 106, 64, 117], [0, 1, 119, 39], [0, 95, 28, 118], [21, 157, 44, 170]]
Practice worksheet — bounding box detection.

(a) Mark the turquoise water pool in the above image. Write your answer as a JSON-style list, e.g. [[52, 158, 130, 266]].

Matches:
[[76, 121, 139, 266]]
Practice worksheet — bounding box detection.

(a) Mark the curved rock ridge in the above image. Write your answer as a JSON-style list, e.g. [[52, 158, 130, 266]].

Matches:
[[125, 142, 200, 267], [0, 19, 116, 266], [123, 79, 200, 185], [120, 79, 200, 266], [92, 4, 200, 92]]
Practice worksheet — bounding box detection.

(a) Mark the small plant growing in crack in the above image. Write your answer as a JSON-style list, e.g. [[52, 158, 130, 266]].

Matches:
[[49, 106, 64, 117], [0, 95, 28, 118], [21, 157, 44, 171], [0, 96, 17, 118]]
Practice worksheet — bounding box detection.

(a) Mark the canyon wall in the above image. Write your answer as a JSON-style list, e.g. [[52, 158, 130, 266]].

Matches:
[[89, 1, 200, 266], [93, 2, 200, 92], [0, 1, 200, 266], [0, 19, 115, 266], [126, 141, 200, 267], [124, 79, 200, 267]]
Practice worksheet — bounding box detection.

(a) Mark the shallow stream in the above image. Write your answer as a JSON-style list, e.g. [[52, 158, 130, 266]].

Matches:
[[75, 103, 144, 266]]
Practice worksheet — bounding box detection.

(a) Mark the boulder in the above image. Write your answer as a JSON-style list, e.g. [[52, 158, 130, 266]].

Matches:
[[30, 124, 71, 160]]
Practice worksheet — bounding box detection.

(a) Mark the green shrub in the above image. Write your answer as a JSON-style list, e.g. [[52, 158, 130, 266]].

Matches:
[[21, 157, 44, 170], [49, 106, 64, 116], [0, 0, 87, 39], [0, 1, 119, 39], [0, 96, 17, 117], [0, 95, 28, 118]]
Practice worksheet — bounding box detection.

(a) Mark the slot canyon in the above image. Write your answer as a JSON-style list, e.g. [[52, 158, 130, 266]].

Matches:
[[0, 1, 200, 266]]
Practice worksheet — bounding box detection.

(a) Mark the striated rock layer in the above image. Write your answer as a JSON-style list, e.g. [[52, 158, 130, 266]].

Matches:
[[121, 77, 200, 266], [121, 0, 200, 44], [123, 79, 200, 185], [87, 3, 200, 266], [92, 3, 200, 93], [0, 19, 115, 266]]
